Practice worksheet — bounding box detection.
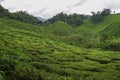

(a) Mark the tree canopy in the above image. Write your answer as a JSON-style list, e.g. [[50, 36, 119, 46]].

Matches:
[[91, 8, 111, 23], [0, 5, 10, 18], [0, 5, 42, 25], [10, 11, 42, 25], [45, 12, 87, 27]]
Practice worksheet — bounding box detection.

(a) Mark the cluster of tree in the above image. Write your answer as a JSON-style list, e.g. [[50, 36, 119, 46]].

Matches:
[[45, 12, 88, 27], [0, 5, 10, 18], [0, 5, 42, 25], [0, 4, 112, 26], [91, 8, 111, 23], [9, 11, 42, 25]]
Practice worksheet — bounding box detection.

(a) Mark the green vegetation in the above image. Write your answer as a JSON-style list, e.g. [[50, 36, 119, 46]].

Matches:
[[0, 17, 120, 80], [0, 5, 42, 25], [43, 21, 77, 37], [0, 5, 120, 80], [10, 11, 42, 25], [69, 13, 120, 49], [0, 5, 10, 18], [91, 8, 111, 23], [46, 12, 87, 27]]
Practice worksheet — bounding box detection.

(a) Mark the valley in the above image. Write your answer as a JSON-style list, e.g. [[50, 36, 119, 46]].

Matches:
[[0, 4, 120, 80]]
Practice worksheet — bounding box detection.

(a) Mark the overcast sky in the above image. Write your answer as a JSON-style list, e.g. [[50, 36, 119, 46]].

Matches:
[[1, 0, 120, 19]]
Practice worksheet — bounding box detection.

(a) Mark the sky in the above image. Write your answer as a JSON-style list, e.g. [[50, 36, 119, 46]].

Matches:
[[1, 0, 120, 19]]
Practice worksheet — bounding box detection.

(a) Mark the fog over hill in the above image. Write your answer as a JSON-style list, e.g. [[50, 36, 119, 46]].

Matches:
[[36, 17, 47, 22]]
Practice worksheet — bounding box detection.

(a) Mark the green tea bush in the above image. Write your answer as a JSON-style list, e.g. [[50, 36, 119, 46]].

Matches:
[[104, 41, 120, 51], [14, 63, 41, 80]]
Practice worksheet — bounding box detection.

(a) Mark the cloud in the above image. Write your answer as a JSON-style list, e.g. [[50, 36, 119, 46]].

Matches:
[[68, 0, 87, 8], [38, 8, 48, 14], [105, 1, 120, 10], [74, 0, 87, 6], [1, 0, 120, 18], [32, 7, 48, 15]]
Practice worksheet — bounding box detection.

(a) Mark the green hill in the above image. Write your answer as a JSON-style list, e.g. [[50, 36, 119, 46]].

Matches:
[[0, 3, 120, 80], [77, 14, 120, 37], [41, 14, 120, 49], [65, 14, 120, 49], [43, 21, 77, 40], [0, 18, 120, 80]]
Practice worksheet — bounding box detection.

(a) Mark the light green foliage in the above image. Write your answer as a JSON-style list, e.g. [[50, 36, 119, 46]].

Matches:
[[66, 14, 120, 49], [77, 14, 120, 36], [0, 4, 120, 80], [0, 17, 120, 80], [43, 21, 77, 37]]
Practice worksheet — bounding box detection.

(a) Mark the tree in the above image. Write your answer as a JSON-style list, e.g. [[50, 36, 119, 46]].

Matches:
[[91, 8, 111, 23], [10, 11, 42, 25], [101, 8, 111, 16], [0, 5, 10, 18], [46, 12, 86, 27], [0, 4, 43, 25], [91, 11, 103, 23]]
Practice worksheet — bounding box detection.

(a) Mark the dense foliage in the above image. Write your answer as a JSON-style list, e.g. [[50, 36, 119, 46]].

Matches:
[[0, 5, 42, 25], [91, 8, 111, 23], [46, 9, 111, 27], [46, 12, 87, 27], [10, 11, 42, 25], [0, 18, 120, 80], [0, 5, 10, 18]]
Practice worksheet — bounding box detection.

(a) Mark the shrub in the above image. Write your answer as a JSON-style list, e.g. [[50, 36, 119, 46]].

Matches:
[[104, 41, 120, 51], [0, 56, 16, 75], [14, 63, 42, 80]]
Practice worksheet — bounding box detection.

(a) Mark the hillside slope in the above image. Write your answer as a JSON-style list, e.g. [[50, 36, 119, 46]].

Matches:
[[43, 21, 77, 37], [64, 14, 120, 49], [77, 14, 120, 37], [0, 18, 120, 80]]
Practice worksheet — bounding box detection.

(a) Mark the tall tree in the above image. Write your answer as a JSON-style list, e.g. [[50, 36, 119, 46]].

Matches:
[[101, 8, 111, 16], [0, 5, 10, 18], [91, 8, 111, 23]]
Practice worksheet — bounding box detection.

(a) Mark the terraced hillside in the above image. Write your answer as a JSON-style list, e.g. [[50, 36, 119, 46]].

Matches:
[[0, 18, 120, 80], [77, 14, 120, 36], [59, 14, 120, 49], [78, 14, 120, 50], [43, 21, 77, 37]]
